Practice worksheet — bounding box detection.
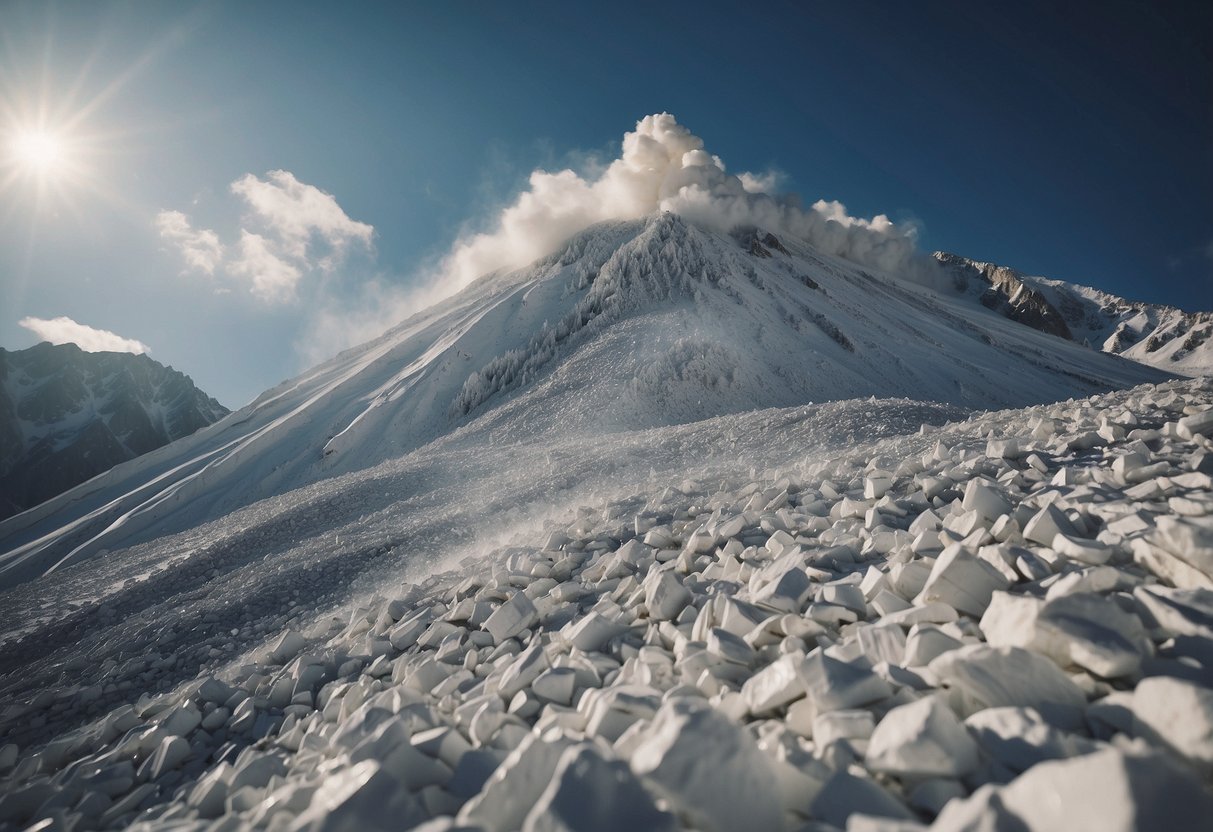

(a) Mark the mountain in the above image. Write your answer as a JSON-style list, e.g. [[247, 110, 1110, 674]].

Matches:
[[0, 214, 1169, 587], [1, 213, 1211, 832], [936, 252, 1213, 377], [0, 342, 229, 520]]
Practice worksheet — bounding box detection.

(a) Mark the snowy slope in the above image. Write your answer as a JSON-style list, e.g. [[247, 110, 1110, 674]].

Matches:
[[937, 252, 1213, 377], [0, 378, 1210, 831], [0, 343, 228, 520], [0, 215, 1170, 587]]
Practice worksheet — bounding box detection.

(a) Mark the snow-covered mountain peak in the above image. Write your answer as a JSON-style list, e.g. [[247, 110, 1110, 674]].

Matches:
[[0, 218, 1172, 587]]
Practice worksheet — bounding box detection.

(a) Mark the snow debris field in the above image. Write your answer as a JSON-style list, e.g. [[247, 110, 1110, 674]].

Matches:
[[1, 377, 1212, 831]]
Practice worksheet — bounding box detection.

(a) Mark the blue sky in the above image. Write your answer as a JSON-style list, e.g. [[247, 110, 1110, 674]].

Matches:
[[1, 0, 1209, 408]]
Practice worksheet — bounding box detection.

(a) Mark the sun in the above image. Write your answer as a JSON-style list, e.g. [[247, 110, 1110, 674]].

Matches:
[[11, 129, 65, 173]]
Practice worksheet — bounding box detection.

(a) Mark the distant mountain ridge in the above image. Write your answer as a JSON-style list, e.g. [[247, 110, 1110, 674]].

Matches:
[[935, 252, 1213, 377], [0, 342, 228, 519]]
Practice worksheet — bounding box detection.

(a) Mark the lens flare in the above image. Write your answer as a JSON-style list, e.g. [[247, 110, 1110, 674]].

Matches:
[[11, 129, 65, 173]]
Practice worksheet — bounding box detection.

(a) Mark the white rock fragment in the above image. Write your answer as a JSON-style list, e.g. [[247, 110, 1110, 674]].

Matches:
[[994, 748, 1213, 831], [643, 569, 691, 621], [1151, 516, 1213, 581], [962, 479, 1011, 522], [813, 709, 875, 749], [522, 744, 676, 832], [798, 650, 892, 713], [459, 734, 574, 832], [484, 592, 539, 644], [903, 624, 964, 668], [1177, 408, 1213, 439], [866, 695, 979, 778], [741, 654, 807, 714], [980, 591, 1150, 678], [531, 668, 577, 706], [928, 645, 1086, 722], [707, 628, 756, 666], [270, 629, 307, 663], [916, 544, 1009, 617], [138, 735, 191, 781], [1132, 677, 1213, 774], [1133, 585, 1213, 639], [965, 706, 1093, 773], [291, 760, 425, 831], [1052, 532, 1112, 565], [498, 645, 550, 700], [1022, 504, 1078, 548], [630, 700, 783, 832], [566, 611, 625, 653]]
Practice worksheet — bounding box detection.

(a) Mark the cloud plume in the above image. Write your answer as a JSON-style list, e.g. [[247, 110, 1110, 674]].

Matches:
[[19, 316, 150, 354], [440, 112, 926, 295]]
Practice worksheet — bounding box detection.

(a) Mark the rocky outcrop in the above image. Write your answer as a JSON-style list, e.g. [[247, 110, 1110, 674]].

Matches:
[[0, 342, 228, 519], [935, 251, 1213, 376], [935, 253, 1072, 340]]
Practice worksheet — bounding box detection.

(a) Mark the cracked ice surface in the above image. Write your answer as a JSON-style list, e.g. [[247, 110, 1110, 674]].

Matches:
[[2, 379, 1213, 830]]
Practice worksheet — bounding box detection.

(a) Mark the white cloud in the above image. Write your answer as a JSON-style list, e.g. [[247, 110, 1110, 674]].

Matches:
[[229, 231, 302, 302], [19, 316, 150, 354], [158, 171, 374, 304], [437, 113, 929, 297], [738, 169, 783, 194], [230, 170, 373, 266], [155, 210, 223, 274]]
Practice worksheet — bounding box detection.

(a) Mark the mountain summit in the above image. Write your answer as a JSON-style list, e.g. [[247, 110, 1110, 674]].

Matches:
[[0, 213, 1168, 586]]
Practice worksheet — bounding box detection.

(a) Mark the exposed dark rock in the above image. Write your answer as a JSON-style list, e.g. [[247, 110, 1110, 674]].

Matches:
[[0, 342, 228, 519]]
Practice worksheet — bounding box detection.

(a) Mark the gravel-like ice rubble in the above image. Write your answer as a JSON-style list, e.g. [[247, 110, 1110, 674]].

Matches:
[[2, 378, 1213, 830]]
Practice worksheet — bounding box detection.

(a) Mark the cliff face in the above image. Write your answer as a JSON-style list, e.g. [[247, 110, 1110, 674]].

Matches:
[[935, 252, 1213, 377], [0, 342, 228, 519]]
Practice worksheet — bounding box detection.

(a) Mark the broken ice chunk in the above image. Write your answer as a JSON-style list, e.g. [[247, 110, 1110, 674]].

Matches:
[[644, 569, 691, 621], [291, 760, 425, 831], [484, 592, 539, 644], [523, 744, 676, 832], [797, 650, 892, 713], [964, 706, 1094, 773], [1022, 504, 1078, 548], [995, 747, 1213, 830], [915, 544, 1009, 617], [1132, 676, 1213, 775], [741, 654, 807, 715], [866, 695, 979, 778], [980, 591, 1150, 678], [630, 699, 783, 832], [928, 644, 1086, 724]]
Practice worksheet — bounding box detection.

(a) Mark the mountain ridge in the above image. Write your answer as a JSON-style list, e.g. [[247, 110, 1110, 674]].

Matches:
[[935, 251, 1213, 376], [0, 341, 229, 520], [0, 214, 1170, 588]]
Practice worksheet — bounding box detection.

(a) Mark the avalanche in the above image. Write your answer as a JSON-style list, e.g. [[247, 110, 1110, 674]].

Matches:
[[0, 377, 1211, 831], [0, 214, 1167, 588], [0, 199, 1208, 831]]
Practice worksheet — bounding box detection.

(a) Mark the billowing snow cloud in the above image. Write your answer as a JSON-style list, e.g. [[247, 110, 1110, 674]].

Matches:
[[229, 231, 302, 302], [19, 316, 150, 354], [155, 210, 224, 274], [441, 113, 926, 294], [158, 171, 373, 303], [230, 170, 374, 266]]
